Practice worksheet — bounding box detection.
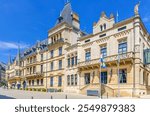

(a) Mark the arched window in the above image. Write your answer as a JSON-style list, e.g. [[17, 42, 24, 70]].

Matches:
[[104, 23, 106, 30], [100, 25, 103, 31]]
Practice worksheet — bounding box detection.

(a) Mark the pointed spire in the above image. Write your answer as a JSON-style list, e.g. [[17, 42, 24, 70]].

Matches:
[[16, 44, 21, 62], [56, 1, 73, 25], [8, 54, 11, 65]]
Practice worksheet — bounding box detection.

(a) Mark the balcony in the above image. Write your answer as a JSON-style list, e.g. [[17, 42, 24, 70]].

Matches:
[[26, 60, 37, 66], [25, 72, 44, 79], [7, 74, 21, 81], [78, 52, 134, 69], [48, 38, 64, 47]]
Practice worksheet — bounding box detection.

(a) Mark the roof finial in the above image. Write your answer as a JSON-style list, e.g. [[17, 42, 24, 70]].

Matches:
[[8, 53, 11, 65], [16, 42, 21, 62], [65, 0, 70, 4]]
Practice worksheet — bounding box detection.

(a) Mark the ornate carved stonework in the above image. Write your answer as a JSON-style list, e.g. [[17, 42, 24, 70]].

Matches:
[[134, 45, 140, 53]]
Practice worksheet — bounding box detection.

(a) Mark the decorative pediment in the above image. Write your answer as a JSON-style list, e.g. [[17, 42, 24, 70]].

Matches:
[[93, 12, 115, 34]]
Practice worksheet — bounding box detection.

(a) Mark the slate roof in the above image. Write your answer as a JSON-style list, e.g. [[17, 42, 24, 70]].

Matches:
[[56, 2, 73, 26]]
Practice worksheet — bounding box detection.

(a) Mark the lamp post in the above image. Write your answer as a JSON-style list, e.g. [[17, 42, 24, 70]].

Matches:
[[46, 51, 48, 92]]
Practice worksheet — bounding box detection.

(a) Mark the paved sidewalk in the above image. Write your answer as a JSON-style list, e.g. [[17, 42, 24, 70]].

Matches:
[[0, 88, 98, 99]]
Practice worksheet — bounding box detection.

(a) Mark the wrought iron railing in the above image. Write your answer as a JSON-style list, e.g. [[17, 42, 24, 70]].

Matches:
[[78, 52, 134, 67]]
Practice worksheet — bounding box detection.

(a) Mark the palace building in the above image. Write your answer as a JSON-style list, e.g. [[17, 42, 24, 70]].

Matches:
[[6, 2, 150, 97]]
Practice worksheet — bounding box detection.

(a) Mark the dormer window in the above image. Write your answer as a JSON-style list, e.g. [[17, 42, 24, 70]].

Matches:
[[100, 24, 106, 32]]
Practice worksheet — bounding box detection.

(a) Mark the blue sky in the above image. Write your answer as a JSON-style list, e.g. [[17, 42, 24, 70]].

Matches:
[[0, 0, 150, 64]]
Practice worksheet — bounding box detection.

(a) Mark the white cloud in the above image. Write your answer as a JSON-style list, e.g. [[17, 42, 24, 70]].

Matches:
[[143, 16, 150, 23], [0, 41, 29, 49]]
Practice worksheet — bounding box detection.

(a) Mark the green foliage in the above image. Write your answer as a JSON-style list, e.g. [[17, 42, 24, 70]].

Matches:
[[57, 89, 62, 92], [42, 88, 46, 92], [38, 88, 41, 92]]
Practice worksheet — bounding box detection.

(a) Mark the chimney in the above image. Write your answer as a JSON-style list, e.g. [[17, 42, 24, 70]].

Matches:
[[72, 12, 80, 29]]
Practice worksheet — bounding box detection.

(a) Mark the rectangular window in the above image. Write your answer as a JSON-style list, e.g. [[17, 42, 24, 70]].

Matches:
[[101, 47, 107, 58], [119, 69, 127, 83], [99, 33, 106, 38], [33, 66, 36, 74], [75, 56, 77, 65], [59, 47, 62, 56], [32, 80, 34, 86], [85, 39, 90, 43], [75, 74, 78, 86], [59, 60, 62, 70], [51, 62, 54, 71], [118, 26, 127, 32], [67, 75, 70, 86], [85, 51, 91, 61], [84, 73, 90, 85], [37, 79, 39, 85], [68, 58, 70, 67], [41, 65, 43, 73], [29, 80, 31, 86], [71, 75, 74, 86], [41, 54, 43, 61], [50, 50, 54, 58], [71, 57, 74, 66], [118, 42, 127, 54], [50, 77, 54, 87], [41, 79, 43, 85], [101, 72, 107, 84], [58, 76, 62, 87]]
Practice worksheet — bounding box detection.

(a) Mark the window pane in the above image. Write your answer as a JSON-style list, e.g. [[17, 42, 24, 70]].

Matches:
[[84, 73, 90, 84], [51, 62, 54, 71], [59, 47, 62, 56], [68, 58, 70, 67], [71, 75, 74, 86], [101, 47, 107, 58], [75, 74, 78, 86], [85, 51, 91, 61], [71, 57, 74, 66], [119, 69, 127, 83], [118, 42, 127, 54], [50, 50, 54, 58], [59, 60, 62, 69], [67, 75, 70, 86], [58, 76, 62, 87], [50, 77, 53, 87], [101, 72, 107, 84]]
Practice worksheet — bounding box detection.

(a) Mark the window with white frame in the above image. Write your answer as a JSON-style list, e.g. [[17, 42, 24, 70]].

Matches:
[[118, 40, 127, 54]]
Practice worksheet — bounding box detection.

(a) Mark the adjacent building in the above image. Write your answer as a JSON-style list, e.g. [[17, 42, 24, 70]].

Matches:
[[0, 62, 6, 83], [6, 2, 150, 97]]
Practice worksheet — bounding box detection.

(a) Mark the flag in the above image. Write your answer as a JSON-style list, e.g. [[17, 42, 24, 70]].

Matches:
[[116, 11, 119, 23], [100, 55, 106, 68]]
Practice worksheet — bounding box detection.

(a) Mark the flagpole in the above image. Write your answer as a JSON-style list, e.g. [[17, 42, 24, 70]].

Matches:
[[116, 11, 119, 23], [99, 62, 102, 99], [118, 53, 120, 97]]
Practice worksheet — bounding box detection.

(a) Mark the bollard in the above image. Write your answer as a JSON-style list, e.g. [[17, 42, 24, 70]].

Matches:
[[65, 95, 68, 99], [51, 96, 53, 99], [31, 96, 34, 99]]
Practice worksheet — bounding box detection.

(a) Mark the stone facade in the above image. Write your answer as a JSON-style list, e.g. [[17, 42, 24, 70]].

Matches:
[[0, 62, 6, 83], [6, 2, 150, 97]]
